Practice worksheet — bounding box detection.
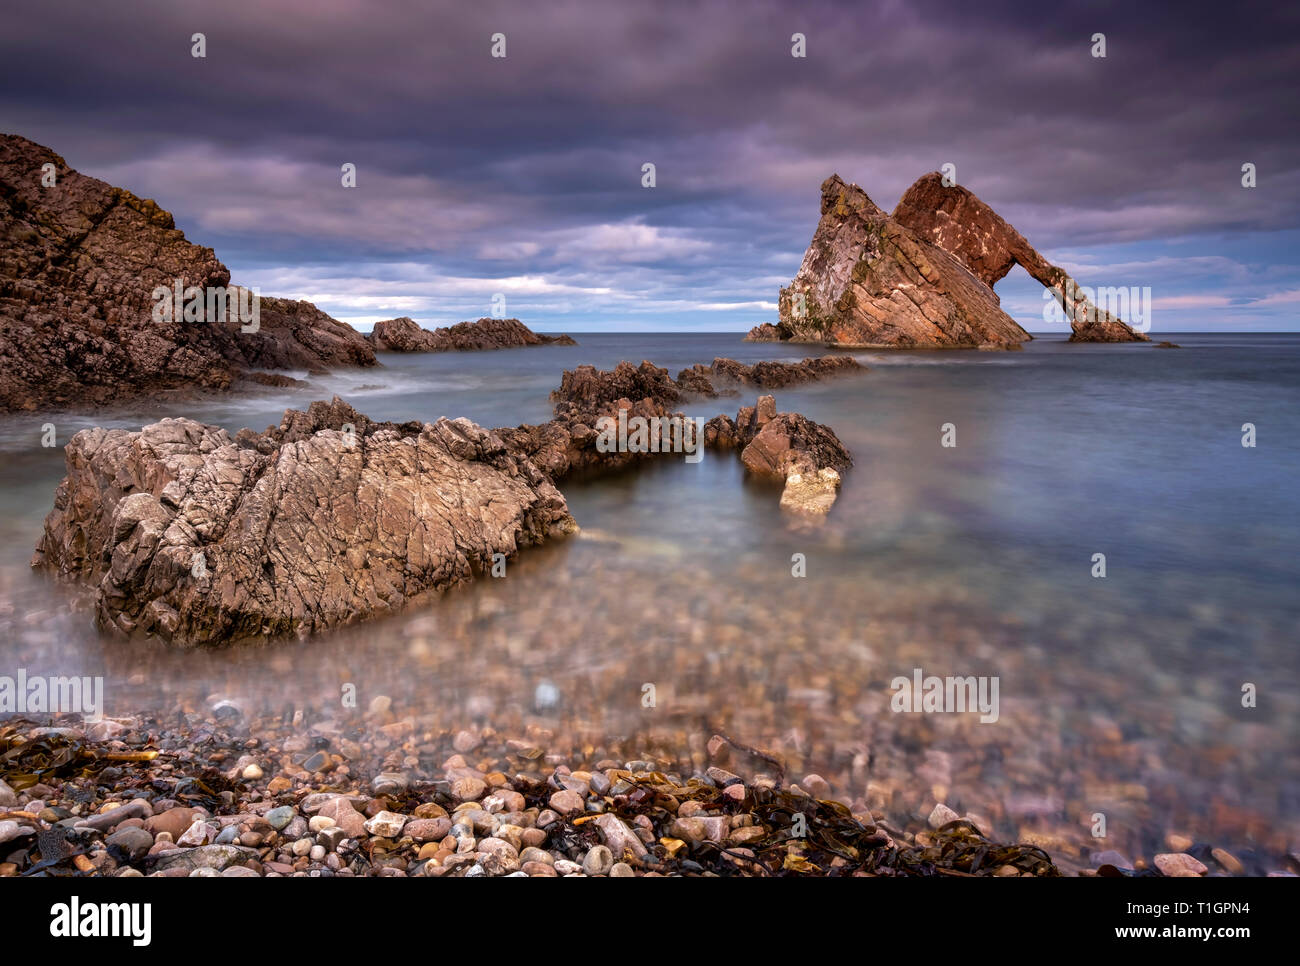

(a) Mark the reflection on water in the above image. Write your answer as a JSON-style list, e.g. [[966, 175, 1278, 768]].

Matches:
[[2, 333, 1298, 870]]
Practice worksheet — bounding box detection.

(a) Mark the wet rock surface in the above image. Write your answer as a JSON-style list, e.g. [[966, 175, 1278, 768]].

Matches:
[[0, 134, 376, 413]]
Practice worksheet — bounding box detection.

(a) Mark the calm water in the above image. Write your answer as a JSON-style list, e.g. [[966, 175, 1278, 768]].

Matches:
[[2, 332, 1298, 868]]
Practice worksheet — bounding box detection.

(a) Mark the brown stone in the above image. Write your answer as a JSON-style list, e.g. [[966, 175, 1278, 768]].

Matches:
[[32, 399, 576, 645], [777, 173, 1146, 348]]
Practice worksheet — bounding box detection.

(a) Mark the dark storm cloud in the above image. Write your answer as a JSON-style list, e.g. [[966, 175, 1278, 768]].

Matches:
[[1, 0, 1297, 329]]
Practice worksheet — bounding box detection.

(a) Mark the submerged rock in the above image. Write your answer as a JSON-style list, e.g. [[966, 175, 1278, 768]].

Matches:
[[31, 396, 576, 644], [711, 355, 863, 389]]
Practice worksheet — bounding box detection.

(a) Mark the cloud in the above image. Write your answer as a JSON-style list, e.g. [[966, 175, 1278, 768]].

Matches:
[[1, 0, 1296, 330]]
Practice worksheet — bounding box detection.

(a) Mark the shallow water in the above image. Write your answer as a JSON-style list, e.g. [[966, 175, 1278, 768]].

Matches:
[[2, 332, 1298, 869]]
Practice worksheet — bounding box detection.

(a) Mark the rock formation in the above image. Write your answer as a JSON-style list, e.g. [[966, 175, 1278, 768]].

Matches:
[[744, 323, 785, 342], [368, 316, 576, 352], [892, 173, 1147, 343], [34, 357, 854, 643], [0, 134, 376, 412], [495, 361, 688, 481], [366, 316, 442, 352], [775, 173, 1146, 347], [508, 358, 860, 484], [231, 294, 376, 370], [705, 394, 852, 514], [678, 355, 863, 394], [32, 397, 576, 644]]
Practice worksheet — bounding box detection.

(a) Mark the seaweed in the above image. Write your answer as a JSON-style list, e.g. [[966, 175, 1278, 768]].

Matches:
[[1, 724, 161, 792]]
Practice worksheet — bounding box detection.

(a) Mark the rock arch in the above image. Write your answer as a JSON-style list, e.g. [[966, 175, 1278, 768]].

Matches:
[[893, 173, 1147, 343]]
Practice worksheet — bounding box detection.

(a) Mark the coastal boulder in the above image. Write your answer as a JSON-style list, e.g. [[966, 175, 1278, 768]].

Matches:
[[32, 397, 576, 644], [732, 395, 852, 514]]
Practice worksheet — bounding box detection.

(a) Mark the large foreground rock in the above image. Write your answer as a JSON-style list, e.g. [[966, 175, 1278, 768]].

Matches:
[[368, 316, 576, 352], [0, 134, 375, 412], [775, 173, 1146, 347], [32, 397, 575, 644]]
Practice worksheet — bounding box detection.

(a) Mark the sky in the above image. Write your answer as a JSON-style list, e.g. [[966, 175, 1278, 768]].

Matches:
[[1, 0, 1297, 333]]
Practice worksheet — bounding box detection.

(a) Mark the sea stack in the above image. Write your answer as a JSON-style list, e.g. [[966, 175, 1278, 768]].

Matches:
[[893, 173, 1148, 343], [772, 173, 1147, 347]]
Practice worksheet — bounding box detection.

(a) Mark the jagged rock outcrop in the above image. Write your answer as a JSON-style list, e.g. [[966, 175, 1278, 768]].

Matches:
[[680, 355, 863, 393], [496, 361, 686, 480], [33, 360, 855, 644], [32, 397, 575, 644], [776, 173, 1146, 347], [0, 134, 376, 412], [550, 360, 679, 411], [366, 316, 441, 352], [508, 360, 855, 509], [892, 173, 1147, 343], [232, 295, 376, 370], [706, 394, 851, 514], [369, 316, 576, 352], [744, 323, 786, 342]]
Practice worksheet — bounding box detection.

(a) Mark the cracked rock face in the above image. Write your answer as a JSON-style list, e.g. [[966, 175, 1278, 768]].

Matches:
[[0, 134, 375, 412], [893, 173, 1147, 343], [777, 173, 1146, 347], [31, 397, 576, 645], [778, 175, 1029, 348]]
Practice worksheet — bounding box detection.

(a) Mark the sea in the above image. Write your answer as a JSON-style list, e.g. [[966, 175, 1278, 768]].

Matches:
[[2, 332, 1297, 869]]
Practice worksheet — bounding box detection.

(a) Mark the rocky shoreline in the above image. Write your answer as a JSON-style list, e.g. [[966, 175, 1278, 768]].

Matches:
[[3, 709, 1273, 878], [0, 713, 1068, 877]]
